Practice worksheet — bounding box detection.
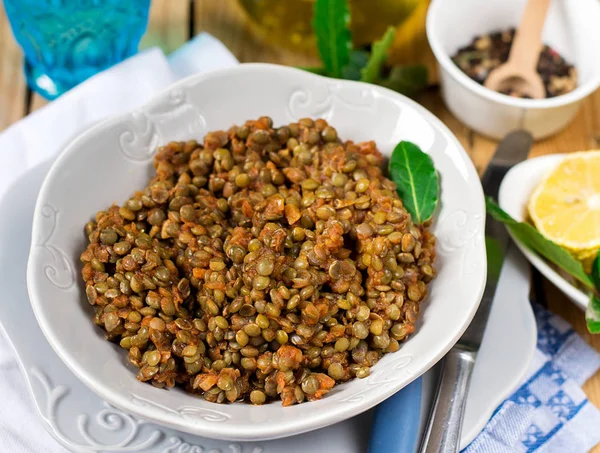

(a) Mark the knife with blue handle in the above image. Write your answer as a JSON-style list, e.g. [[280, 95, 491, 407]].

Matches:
[[419, 130, 533, 453], [368, 377, 423, 453]]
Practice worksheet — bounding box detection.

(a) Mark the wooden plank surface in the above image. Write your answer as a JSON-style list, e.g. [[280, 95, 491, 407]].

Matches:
[[0, 0, 26, 130], [468, 95, 600, 175], [140, 0, 190, 54], [0, 1, 599, 451]]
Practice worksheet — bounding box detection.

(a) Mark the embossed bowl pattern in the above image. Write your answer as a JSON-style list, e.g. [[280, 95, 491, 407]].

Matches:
[[27, 64, 486, 441]]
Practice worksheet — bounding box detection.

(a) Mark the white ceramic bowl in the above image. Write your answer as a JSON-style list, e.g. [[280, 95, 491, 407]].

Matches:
[[27, 64, 486, 441], [499, 154, 589, 309], [426, 0, 600, 140]]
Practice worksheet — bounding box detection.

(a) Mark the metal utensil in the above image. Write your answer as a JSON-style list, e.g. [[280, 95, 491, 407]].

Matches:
[[418, 130, 534, 453]]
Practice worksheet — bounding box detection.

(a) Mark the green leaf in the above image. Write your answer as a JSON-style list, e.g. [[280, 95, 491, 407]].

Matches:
[[298, 66, 327, 76], [486, 236, 505, 282], [586, 295, 600, 334], [312, 0, 352, 78], [360, 26, 396, 83], [380, 64, 429, 97], [591, 254, 600, 291], [389, 141, 439, 224], [341, 50, 370, 81], [486, 198, 595, 290]]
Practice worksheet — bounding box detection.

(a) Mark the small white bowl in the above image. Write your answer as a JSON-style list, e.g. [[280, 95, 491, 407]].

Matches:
[[426, 0, 600, 140], [499, 154, 589, 310], [27, 64, 486, 441]]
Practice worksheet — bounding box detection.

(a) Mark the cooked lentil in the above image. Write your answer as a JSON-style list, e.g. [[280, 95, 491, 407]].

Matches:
[[452, 28, 577, 98], [80, 116, 436, 406]]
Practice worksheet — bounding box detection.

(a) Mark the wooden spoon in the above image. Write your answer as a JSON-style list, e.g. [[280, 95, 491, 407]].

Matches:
[[484, 0, 551, 99]]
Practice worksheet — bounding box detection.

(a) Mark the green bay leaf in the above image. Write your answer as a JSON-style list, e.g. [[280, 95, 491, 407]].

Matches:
[[485, 236, 504, 282], [591, 254, 600, 291], [380, 64, 429, 97], [313, 0, 352, 78], [341, 50, 370, 81], [298, 66, 327, 76], [486, 198, 595, 290], [586, 295, 600, 334], [389, 141, 439, 224], [360, 26, 396, 83]]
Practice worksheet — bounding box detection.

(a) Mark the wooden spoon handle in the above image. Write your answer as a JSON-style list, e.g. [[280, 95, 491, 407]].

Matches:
[[508, 0, 551, 70]]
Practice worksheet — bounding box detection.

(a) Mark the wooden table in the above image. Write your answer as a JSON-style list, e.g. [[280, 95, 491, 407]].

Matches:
[[1, 1, 600, 450]]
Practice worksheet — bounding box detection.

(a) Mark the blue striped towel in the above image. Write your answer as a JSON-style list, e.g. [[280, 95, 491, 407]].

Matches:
[[464, 305, 600, 453]]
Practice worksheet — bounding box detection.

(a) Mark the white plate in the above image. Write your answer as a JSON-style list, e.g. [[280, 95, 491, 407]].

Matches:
[[27, 64, 487, 440], [499, 154, 589, 310], [5, 163, 532, 452]]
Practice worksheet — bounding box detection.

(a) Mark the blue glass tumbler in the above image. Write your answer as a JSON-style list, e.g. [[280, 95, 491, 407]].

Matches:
[[4, 0, 151, 100]]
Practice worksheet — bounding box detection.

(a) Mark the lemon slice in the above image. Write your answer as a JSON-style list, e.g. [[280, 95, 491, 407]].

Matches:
[[529, 151, 600, 251]]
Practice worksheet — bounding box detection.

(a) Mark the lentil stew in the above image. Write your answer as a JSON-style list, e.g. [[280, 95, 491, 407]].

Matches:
[[80, 117, 436, 406]]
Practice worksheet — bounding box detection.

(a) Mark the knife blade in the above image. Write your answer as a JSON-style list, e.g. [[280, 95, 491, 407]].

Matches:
[[418, 130, 534, 453]]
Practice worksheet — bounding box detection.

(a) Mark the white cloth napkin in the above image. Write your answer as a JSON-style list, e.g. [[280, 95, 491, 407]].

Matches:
[[0, 33, 237, 453], [0, 33, 237, 202]]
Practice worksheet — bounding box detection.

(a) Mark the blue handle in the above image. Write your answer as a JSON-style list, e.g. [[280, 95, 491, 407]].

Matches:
[[368, 377, 423, 453]]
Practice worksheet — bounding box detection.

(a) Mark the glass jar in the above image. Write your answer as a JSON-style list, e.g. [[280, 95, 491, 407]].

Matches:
[[238, 0, 433, 71]]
